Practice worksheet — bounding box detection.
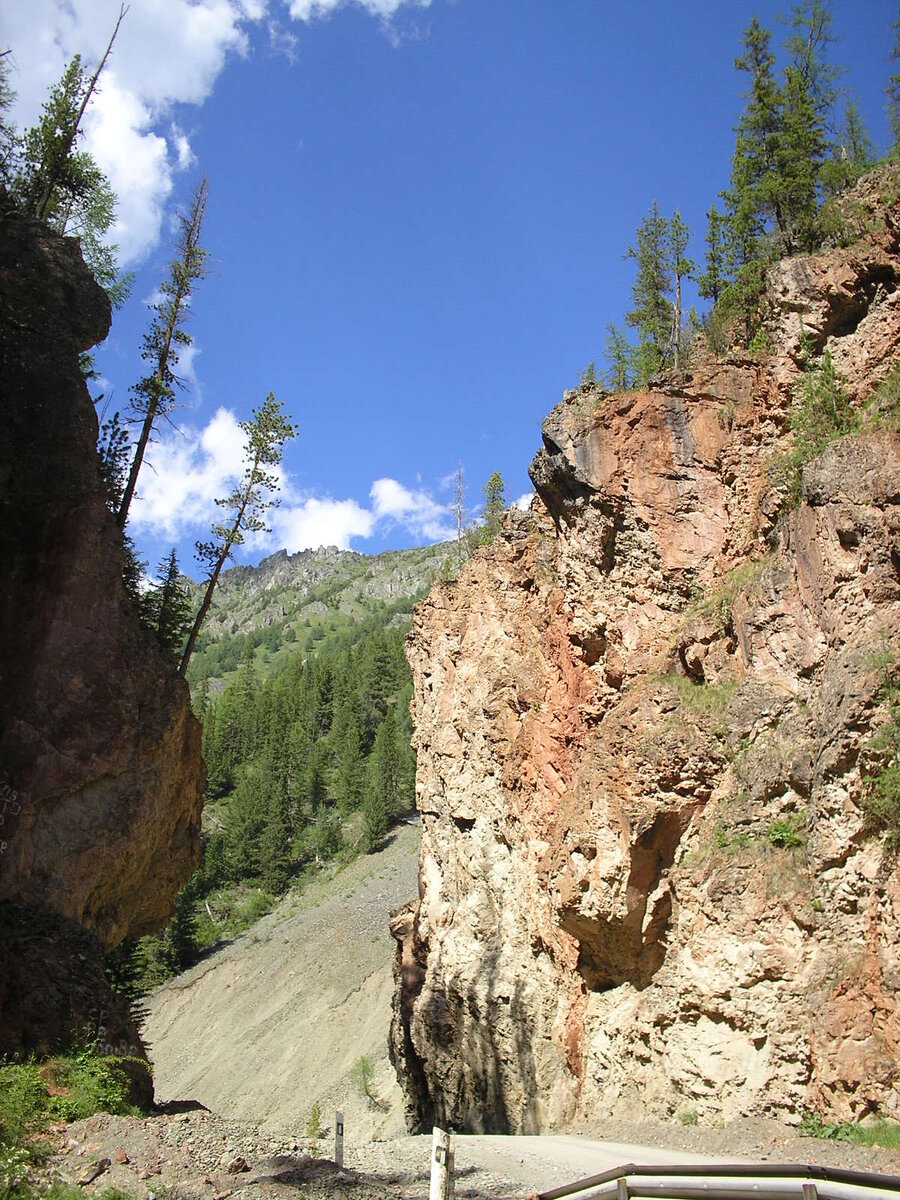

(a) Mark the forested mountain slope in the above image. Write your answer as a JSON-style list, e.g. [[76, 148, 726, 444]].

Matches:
[[186, 541, 456, 687]]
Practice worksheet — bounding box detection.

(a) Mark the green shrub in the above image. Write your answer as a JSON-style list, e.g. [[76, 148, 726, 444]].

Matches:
[[766, 814, 806, 850], [0, 1143, 32, 1200], [686, 557, 772, 634], [798, 1109, 900, 1149], [350, 1055, 375, 1103], [773, 349, 857, 507], [54, 1047, 139, 1120], [0, 1048, 141, 1149], [0, 1063, 46, 1144]]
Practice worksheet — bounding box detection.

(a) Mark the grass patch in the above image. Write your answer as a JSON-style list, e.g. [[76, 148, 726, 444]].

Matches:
[[686, 557, 773, 634], [865, 360, 900, 430], [658, 674, 738, 717], [0, 1048, 149, 1200], [0, 1050, 142, 1142], [798, 1110, 900, 1149]]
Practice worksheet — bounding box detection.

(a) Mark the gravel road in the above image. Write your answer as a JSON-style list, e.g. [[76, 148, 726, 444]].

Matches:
[[41, 1108, 900, 1200]]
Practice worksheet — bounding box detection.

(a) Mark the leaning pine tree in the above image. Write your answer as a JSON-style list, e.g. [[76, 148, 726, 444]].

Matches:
[[179, 393, 297, 677], [118, 175, 209, 529]]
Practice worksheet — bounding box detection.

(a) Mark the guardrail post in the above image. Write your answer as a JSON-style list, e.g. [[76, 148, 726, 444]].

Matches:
[[802, 1185, 817, 1200], [430, 1127, 452, 1200], [334, 1110, 343, 1169], [616, 1178, 629, 1200]]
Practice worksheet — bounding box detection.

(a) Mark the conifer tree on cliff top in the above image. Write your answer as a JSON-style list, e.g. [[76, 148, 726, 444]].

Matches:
[[624, 199, 672, 385], [4, 9, 130, 308]]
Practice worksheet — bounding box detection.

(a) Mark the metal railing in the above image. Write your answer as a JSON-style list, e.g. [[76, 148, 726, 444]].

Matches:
[[533, 1161, 900, 1200]]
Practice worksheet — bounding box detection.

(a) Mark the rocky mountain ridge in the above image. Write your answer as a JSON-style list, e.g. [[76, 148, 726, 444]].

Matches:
[[196, 541, 457, 645], [390, 168, 900, 1133]]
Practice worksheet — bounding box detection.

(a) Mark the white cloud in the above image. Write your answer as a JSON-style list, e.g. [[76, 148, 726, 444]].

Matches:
[[513, 491, 533, 511], [370, 477, 454, 540], [4, 0, 427, 264], [128, 406, 246, 537], [272, 496, 375, 551], [288, 0, 430, 19], [128, 409, 452, 552]]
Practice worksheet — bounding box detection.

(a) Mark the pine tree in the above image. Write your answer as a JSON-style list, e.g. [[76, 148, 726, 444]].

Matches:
[[479, 471, 506, 544], [782, 1, 841, 126], [144, 550, 193, 654], [775, 62, 826, 252], [0, 52, 17, 186], [728, 18, 781, 246], [167, 875, 199, 972], [260, 778, 292, 893], [667, 209, 695, 371], [97, 411, 131, 514], [720, 18, 782, 341], [698, 205, 728, 306], [10, 10, 130, 305], [890, 11, 900, 159], [335, 715, 366, 813], [372, 707, 401, 819], [820, 100, 874, 198], [602, 323, 633, 392], [453, 462, 466, 571], [180, 394, 297, 675], [362, 784, 388, 854], [234, 645, 259, 759], [118, 176, 209, 528], [624, 200, 672, 383]]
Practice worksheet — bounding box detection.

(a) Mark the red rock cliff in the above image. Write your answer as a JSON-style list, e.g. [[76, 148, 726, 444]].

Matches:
[[0, 198, 205, 1053], [391, 170, 900, 1132]]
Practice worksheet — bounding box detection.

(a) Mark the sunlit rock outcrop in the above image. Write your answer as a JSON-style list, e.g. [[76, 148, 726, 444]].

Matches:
[[391, 168, 900, 1132]]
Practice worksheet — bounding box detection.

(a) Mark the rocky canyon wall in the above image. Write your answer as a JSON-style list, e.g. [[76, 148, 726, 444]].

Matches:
[[391, 170, 900, 1132], [0, 196, 205, 1056]]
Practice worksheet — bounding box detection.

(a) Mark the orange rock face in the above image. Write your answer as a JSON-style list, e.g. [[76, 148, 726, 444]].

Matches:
[[390, 170, 900, 1131]]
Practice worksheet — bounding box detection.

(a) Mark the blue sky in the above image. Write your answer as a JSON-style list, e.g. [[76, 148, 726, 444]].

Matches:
[[3, 0, 895, 575]]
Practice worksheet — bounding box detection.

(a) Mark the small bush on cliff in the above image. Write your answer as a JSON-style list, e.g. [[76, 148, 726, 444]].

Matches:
[[766, 814, 806, 850], [867, 360, 900, 429], [772, 348, 857, 507]]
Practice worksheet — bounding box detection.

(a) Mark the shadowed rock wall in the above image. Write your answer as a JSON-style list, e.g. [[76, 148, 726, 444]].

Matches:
[[0, 197, 204, 1051]]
